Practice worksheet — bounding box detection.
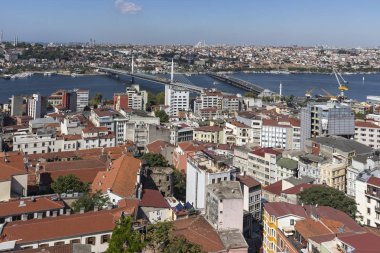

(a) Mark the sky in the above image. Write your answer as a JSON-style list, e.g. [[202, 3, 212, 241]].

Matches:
[[1, 0, 380, 47]]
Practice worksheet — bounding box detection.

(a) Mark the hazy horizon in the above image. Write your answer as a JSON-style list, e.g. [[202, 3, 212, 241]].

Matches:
[[1, 0, 380, 48]]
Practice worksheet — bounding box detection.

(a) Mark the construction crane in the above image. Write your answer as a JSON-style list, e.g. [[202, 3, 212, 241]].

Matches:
[[333, 68, 349, 98], [305, 87, 315, 98], [322, 88, 337, 102]]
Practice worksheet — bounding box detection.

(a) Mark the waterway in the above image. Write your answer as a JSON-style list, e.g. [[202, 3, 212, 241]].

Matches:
[[0, 72, 379, 103]]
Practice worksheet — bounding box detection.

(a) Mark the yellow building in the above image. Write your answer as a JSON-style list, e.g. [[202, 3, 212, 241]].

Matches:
[[263, 202, 307, 253], [193, 125, 223, 144]]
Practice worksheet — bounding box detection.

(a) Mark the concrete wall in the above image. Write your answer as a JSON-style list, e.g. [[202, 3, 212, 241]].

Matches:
[[0, 181, 11, 201]]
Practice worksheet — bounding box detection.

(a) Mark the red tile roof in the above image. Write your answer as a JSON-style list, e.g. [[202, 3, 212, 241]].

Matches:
[[355, 120, 380, 128], [1, 208, 129, 245], [140, 189, 169, 208], [146, 140, 173, 154], [262, 180, 283, 195], [177, 141, 205, 152], [172, 216, 225, 252], [264, 202, 308, 218], [0, 197, 64, 217], [282, 183, 326, 195], [92, 154, 141, 198], [367, 176, 380, 187], [251, 147, 281, 157], [0, 152, 27, 182], [338, 233, 380, 253], [237, 175, 261, 188]]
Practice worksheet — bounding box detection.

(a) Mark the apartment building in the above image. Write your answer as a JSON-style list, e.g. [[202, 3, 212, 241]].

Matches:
[[261, 117, 300, 150], [205, 181, 243, 232], [186, 150, 237, 209], [355, 120, 380, 149], [237, 174, 262, 238], [73, 89, 89, 112], [27, 94, 47, 120], [165, 85, 189, 117], [347, 151, 380, 198], [246, 147, 282, 186], [193, 125, 224, 144], [223, 121, 252, 146], [355, 169, 380, 227], [300, 101, 355, 149], [236, 111, 262, 146]]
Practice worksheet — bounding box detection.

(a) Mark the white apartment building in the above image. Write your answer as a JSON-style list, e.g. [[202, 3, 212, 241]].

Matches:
[[237, 174, 262, 224], [165, 85, 189, 117], [73, 89, 89, 112], [261, 118, 300, 150], [347, 151, 380, 198], [236, 112, 262, 146], [205, 181, 243, 232], [27, 94, 44, 120], [246, 147, 281, 186], [186, 150, 237, 210], [355, 169, 380, 227], [223, 121, 252, 146], [13, 129, 57, 155], [355, 120, 380, 149]]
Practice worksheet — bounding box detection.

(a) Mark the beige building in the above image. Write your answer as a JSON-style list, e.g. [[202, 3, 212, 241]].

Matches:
[[193, 125, 224, 144], [320, 160, 346, 191]]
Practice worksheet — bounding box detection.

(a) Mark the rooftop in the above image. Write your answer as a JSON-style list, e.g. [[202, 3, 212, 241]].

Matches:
[[277, 157, 298, 170], [236, 174, 261, 188], [92, 154, 141, 198], [217, 229, 248, 250], [172, 215, 225, 252], [207, 181, 243, 200], [0, 208, 130, 245], [311, 136, 372, 155], [0, 197, 65, 218]]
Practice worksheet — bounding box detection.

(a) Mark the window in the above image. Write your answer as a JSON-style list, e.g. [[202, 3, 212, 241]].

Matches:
[[368, 208, 371, 215], [70, 239, 80, 244], [101, 234, 110, 244], [86, 236, 96, 245], [54, 241, 65, 246], [290, 219, 294, 225]]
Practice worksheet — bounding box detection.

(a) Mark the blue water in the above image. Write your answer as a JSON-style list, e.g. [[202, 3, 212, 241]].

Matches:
[[0, 72, 378, 103]]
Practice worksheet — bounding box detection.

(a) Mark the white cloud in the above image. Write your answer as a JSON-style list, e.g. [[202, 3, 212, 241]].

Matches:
[[115, 0, 142, 14]]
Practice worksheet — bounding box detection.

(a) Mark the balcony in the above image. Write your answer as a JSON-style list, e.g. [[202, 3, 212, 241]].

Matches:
[[375, 206, 380, 213]]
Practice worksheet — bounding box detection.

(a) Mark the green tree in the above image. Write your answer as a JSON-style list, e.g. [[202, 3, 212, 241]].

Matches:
[[51, 174, 89, 195], [72, 191, 110, 212], [173, 170, 186, 202], [155, 110, 169, 123], [298, 186, 357, 219], [145, 221, 204, 253], [106, 215, 145, 253], [164, 236, 204, 253], [90, 92, 103, 106], [244, 92, 257, 98], [140, 153, 167, 167], [156, 92, 165, 105]]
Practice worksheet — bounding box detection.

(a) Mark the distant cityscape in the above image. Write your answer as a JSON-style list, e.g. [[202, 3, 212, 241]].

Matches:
[[2, 39, 380, 77]]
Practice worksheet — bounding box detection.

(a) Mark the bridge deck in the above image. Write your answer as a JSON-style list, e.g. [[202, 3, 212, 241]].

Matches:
[[99, 67, 203, 93], [207, 72, 265, 95]]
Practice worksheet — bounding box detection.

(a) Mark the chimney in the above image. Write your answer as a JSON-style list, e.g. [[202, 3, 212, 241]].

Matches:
[[52, 211, 58, 217], [66, 209, 71, 215], [80, 207, 85, 214], [94, 206, 99, 212], [37, 213, 43, 219], [107, 203, 113, 210], [21, 214, 28, 221]]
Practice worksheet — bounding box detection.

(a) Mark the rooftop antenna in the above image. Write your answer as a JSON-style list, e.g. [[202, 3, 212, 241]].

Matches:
[[170, 58, 174, 83]]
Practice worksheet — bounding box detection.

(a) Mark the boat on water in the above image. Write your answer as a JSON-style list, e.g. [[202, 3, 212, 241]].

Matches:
[[71, 73, 77, 78]]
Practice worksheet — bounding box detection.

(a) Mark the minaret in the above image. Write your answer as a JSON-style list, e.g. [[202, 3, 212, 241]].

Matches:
[[16, 35, 18, 46], [131, 55, 134, 74], [0, 30, 3, 44], [279, 82, 283, 97], [13, 35, 16, 47], [170, 58, 174, 83]]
